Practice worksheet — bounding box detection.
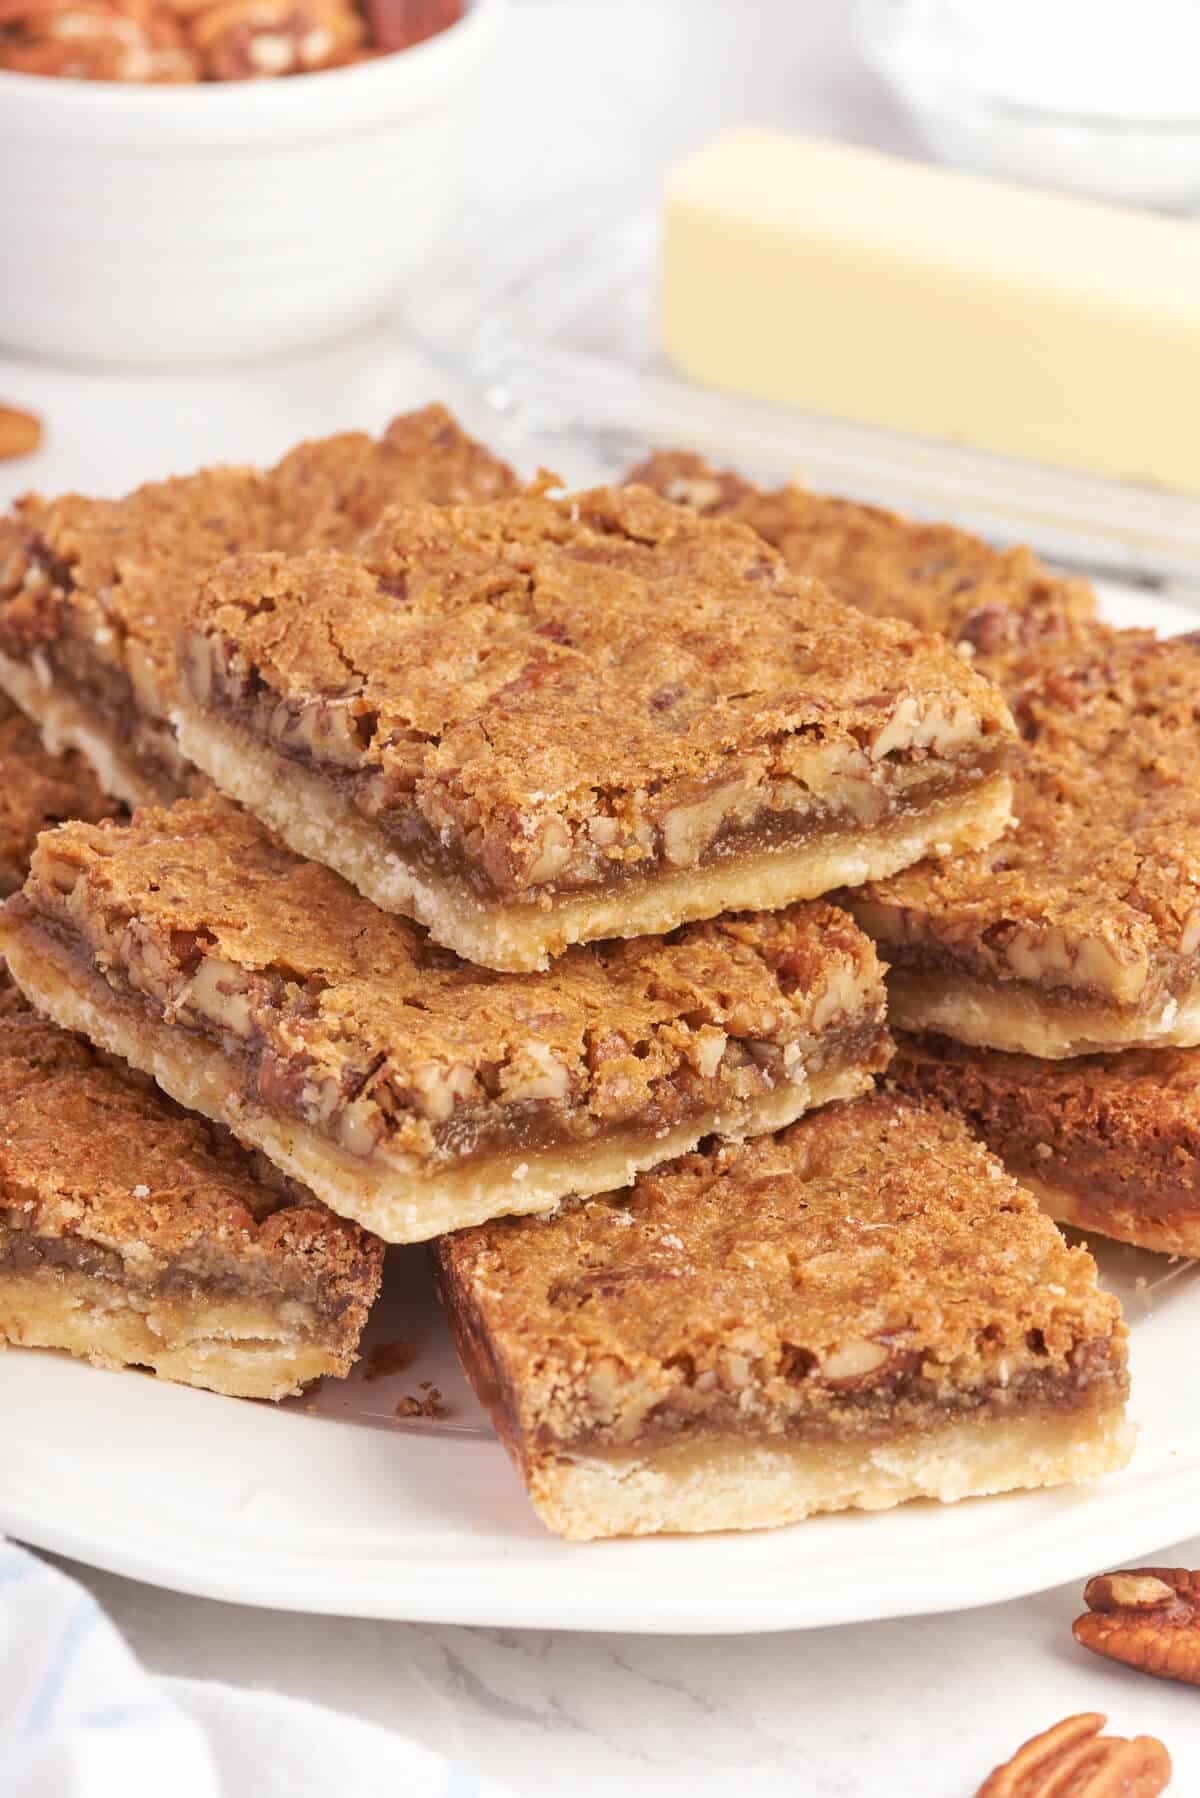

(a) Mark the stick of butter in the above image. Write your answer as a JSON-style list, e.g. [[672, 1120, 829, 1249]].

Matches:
[[659, 128, 1200, 494]]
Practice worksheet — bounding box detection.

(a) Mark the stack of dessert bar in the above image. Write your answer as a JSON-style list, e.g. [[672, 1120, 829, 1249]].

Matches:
[[636, 453, 1200, 1258], [0, 403, 512, 1398], [0, 411, 1142, 1542]]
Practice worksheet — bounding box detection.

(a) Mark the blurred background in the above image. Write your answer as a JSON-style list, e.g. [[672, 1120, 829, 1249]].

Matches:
[[1, 1, 1197, 547]]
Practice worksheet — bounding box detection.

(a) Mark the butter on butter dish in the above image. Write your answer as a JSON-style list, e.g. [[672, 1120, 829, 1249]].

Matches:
[[404, 181, 1200, 591], [660, 129, 1200, 499]]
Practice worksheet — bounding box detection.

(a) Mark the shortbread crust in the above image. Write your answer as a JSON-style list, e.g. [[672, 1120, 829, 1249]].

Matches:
[[892, 1033, 1200, 1256], [0, 691, 113, 895], [0, 801, 891, 1242], [175, 700, 1013, 973], [850, 618, 1200, 1055], [433, 1092, 1131, 1540], [0, 405, 517, 806], [514, 1406, 1133, 1541], [0, 1008, 383, 1399], [628, 450, 1096, 639], [174, 482, 1016, 968]]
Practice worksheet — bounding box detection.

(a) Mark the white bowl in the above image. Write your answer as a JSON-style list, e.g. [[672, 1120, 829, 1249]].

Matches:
[[0, 0, 503, 366]]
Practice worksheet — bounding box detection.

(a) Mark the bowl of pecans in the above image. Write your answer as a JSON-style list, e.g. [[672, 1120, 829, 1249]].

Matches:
[[0, 0, 502, 364]]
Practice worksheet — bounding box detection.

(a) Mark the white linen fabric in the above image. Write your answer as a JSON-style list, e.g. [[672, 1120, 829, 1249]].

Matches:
[[1, 1542, 514, 1798]]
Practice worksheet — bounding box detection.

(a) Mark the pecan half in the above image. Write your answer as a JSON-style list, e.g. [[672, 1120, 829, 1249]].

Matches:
[[975, 1712, 1171, 1796], [1074, 1568, 1200, 1687], [0, 406, 41, 461]]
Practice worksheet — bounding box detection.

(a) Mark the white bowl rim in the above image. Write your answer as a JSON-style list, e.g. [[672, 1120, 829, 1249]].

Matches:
[[0, 0, 503, 141]]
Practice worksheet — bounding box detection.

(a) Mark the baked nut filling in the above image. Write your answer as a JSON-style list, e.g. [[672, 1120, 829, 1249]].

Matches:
[[0, 1006, 383, 1400], [628, 450, 1096, 640], [847, 617, 1200, 1056], [891, 1032, 1200, 1257], [0, 799, 892, 1242], [0, 405, 517, 807], [173, 481, 1016, 970], [433, 1091, 1132, 1540], [0, 690, 114, 896]]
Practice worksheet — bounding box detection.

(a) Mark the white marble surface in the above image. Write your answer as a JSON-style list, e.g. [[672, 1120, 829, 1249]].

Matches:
[[7, 3, 1200, 1792], [41, 1545, 1200, 1795]]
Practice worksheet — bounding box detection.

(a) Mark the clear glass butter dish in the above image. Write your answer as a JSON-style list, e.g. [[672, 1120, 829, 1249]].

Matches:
[[405, 195, 1200, 599]]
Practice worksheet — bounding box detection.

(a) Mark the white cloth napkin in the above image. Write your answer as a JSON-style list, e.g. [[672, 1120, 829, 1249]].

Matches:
[[1, 1541, 514, 1798]]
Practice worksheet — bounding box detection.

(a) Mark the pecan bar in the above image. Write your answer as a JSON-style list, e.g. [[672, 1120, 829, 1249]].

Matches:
[[849, 615, 1200, 1056], [0, 405, 516, 808], [892, 1033, 1200, 1258], [0, 1004, 383, 1400], [433, 1091, 1132, 1540], [0, 800, 892, 1242], [628, 450, 1096, 639], [0, 690, 114, 896], [174, 483, 1016, 971]]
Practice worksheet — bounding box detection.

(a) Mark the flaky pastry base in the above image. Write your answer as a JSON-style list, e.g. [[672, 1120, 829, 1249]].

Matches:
[[175, 702, 1013, 971]]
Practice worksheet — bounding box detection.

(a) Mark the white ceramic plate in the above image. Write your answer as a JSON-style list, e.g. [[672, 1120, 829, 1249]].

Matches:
[[4, 585, 1198, 1635]]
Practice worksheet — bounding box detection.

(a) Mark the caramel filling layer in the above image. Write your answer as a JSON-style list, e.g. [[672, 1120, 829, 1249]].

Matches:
[[0, 1216, 334, 1324], [185, 631, 1012, 905], [19, 908, 889, 1175], [448, 1284, 1125, 1463], [868, 932, 1198, 1015]]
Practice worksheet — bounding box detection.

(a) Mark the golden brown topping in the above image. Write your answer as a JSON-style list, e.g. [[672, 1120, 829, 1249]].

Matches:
[[434, 1093, 1126, 1452], [1075, 1569, 1200, 1688], [852, 622, 1200, 1008], [0, 1007, 382, 1310], [186, 482, 1014, 897], [628, 450, 1095, 640], [0, 406, 516, 749], [19, 798, 888, 1162], [975, 1713, 1171, 1797]]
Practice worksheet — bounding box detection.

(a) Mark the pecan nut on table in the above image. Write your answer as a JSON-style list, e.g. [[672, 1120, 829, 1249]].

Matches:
[[1075, 1570, 1200, 1688], [975, 1712, 1171, 1797]]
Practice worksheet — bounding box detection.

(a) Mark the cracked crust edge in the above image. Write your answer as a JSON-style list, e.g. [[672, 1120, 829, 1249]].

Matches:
[[174, 700, 1014, 971], [0, 914, 878, 1243]]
